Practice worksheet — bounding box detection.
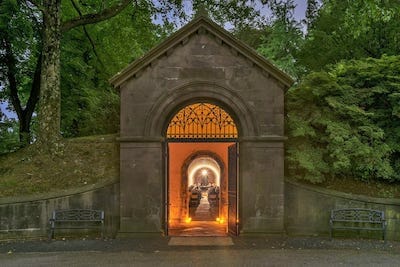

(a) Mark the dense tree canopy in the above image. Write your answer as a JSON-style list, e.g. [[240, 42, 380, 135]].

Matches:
[[297, 0, 400, 72], [286, 55, 400, 183]]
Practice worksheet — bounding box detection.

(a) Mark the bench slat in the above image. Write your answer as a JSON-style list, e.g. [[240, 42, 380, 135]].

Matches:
[[49, 209, 104, 240], [330, 208, 386, 241]]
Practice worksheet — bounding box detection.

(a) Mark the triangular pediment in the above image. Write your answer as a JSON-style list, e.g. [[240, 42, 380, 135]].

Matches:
[[110, 15, 293, 89]]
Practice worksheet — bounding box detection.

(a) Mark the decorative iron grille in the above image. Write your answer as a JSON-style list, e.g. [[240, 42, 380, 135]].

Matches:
[[167, 103, 238, 139]]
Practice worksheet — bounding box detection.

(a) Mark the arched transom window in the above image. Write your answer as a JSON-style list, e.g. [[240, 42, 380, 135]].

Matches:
[[167, 103, 238, 139]]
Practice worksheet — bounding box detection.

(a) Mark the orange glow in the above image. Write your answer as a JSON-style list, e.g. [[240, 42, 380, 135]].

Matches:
[[168, 142, 233, 226], [219, 218, 225, 224], [216, 217, 220, 222], [185, 217, 192, 223], [167, 103, 238, 139]]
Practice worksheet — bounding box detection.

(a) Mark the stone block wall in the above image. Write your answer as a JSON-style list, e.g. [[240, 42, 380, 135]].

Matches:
[[285, 180, 400, 240], [0, 182, 119, 239]]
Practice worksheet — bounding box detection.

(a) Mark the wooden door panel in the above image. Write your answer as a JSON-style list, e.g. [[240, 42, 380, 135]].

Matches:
[[228, 143, 238, 235]]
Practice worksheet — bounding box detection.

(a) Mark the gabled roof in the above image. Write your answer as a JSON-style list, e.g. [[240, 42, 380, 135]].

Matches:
[[109, 15, 294, 89]]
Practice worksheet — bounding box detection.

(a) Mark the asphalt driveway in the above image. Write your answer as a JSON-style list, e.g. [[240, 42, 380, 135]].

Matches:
[[1, 236, 399, 266]]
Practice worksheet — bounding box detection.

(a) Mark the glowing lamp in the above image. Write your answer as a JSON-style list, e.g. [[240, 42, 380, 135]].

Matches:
[[185, 217, 192, 223]]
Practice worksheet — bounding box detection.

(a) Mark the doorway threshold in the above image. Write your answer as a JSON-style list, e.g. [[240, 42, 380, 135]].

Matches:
[[168, 236, 233, 246], [168, 221, 227, 236]]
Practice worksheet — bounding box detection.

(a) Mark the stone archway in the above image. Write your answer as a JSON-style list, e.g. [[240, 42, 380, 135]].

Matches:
[[112, 15, 292, 237], [164, 101, 238, 236], [144, 81, 257, 138]]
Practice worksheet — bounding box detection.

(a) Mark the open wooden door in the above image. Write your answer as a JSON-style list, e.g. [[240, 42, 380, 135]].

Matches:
[[163, 142, 169, 236], [228, 143, 238, 235]]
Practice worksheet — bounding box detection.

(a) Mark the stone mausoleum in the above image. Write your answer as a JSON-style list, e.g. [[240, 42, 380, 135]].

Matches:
[[110, 15, 293, 236]]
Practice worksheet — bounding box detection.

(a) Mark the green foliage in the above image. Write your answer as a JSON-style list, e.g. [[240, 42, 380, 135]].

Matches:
[[297, 0, 400, 72], [60, 3, 167, 137], [0, 117, 19, 154], [257, 20, 304, 79], [287, 55, 400, 183], [192, 0, 266, 29], [256, 0, 304, 79], [0, 0, 41, 126]]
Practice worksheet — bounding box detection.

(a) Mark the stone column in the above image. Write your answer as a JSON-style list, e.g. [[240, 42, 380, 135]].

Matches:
[[119, 140, 164, 235], [239, 138, 285, 234]]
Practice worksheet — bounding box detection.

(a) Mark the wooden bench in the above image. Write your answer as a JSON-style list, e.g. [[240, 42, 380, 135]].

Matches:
[[49, 209, 104, 239], [329, 208, 386, 241]]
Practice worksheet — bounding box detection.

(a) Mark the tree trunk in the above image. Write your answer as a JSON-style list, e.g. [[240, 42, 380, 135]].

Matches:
[[37, 0, 62, 150], [19, 113, 31, 146], [35, 0, 130, 151]]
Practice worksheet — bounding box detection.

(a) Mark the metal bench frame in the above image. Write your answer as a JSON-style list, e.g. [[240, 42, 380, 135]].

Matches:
[[49, 209, 104, 239], [329, 208, 386, 241]]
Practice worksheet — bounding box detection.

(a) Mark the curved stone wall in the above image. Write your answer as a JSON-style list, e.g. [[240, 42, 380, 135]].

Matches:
[[285, 180, 400, 240], [1, 178, 398, 240], [0, 181, 119, 240]]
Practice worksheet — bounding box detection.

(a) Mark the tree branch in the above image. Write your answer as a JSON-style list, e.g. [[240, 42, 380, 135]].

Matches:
[[69, 0, 104, 67], [3, 38, 23, 120], [61, 0, 131, 33], [24, 52, 42, 120]]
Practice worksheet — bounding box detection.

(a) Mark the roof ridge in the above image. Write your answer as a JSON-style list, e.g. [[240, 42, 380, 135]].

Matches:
[[109, 16, 293, 89]]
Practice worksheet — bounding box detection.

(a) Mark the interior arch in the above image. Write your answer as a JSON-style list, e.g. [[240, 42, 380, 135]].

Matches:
[[187, 157, 221, 186]]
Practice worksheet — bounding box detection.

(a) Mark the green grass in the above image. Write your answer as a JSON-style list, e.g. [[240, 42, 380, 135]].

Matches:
[[0, 134, 119, 198], [0, 134, 399, 199]]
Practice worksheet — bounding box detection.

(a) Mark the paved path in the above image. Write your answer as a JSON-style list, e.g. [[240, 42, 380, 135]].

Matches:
[[1, 249, 400, 267], [0, 237, 399, 266]]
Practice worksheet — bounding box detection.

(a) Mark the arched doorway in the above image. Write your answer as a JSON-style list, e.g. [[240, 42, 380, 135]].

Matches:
[[166, 102, 238, 236], [113, 16, 290, 237]]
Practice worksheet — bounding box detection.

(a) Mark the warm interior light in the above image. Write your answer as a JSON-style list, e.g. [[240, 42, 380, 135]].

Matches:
[[219, 218, 225, 224], [216, 217, 220, 222], [185, 217, 192, 223], [201, 169, 208, 176]]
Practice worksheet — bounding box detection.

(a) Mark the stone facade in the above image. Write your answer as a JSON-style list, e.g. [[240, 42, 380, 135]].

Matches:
[[110, 16, 293, 236]]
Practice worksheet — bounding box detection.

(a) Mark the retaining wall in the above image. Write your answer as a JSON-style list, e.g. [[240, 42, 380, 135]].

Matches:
[[0, 179, 398, 240], [285, 180, 400, 240], [0, 181, 119, 240]]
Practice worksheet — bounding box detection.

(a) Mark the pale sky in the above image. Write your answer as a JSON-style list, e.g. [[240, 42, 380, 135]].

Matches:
[[294, 0, 308, 21]]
